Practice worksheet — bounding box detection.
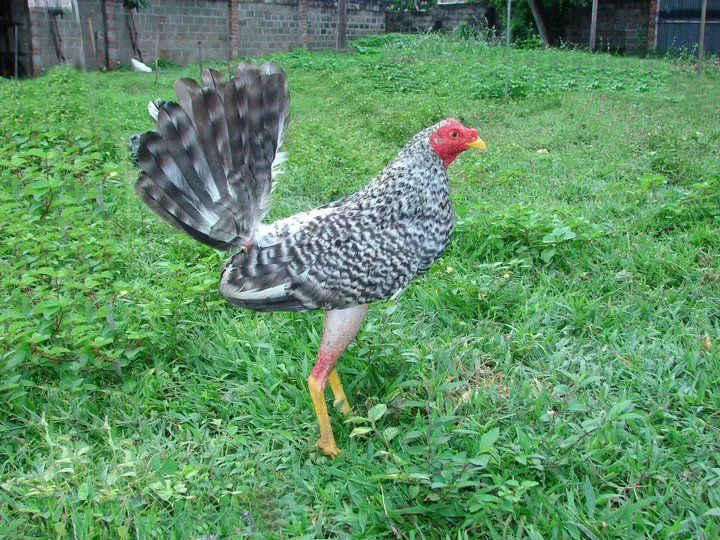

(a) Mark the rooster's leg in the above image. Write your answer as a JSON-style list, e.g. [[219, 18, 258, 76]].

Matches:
[[328, 369, 351, 415], [307, 304, 368, 457]]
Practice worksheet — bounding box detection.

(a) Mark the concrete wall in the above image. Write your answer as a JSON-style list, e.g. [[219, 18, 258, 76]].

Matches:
[[27, 6, 83, 72], [25, 0, 106, 74], [1, 0, 32, 76], [236, 0, 387, 56], [109, 0, 231, 67], [21, 0, 389, 74], [2, 0, 665, 77], [237, 0, 300, 56], [387, 3, 496, 34], [18, 0, 497, 76], [562, 0, 651, 54]]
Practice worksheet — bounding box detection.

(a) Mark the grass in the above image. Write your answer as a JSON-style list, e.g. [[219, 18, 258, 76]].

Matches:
[[1, 33, 719, 537]]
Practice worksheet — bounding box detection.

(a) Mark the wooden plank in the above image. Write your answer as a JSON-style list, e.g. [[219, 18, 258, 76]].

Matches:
[[526, 0, 550, 47], [337, 0, 347, 50], [506, 0, 511, 48], [697, 0, 708, 73], [589, 0, 599, 51]]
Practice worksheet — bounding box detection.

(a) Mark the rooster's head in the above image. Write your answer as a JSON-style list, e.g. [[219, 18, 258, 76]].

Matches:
[[429, 119, 487, 168]]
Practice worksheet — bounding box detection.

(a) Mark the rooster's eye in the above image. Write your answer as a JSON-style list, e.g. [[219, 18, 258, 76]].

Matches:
[[449, 130, 459, 140]]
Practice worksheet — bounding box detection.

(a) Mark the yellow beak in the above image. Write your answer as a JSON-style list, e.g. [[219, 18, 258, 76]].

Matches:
[[466, 138, 488, 151]]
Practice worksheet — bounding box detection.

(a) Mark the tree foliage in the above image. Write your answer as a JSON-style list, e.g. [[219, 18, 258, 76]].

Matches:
[[122, 0, 149, 10], [389, 0, 434, 12], [482, 0, 591, 45]]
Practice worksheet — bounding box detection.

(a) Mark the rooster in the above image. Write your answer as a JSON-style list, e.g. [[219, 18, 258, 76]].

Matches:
[[135, 62, 486, 456]]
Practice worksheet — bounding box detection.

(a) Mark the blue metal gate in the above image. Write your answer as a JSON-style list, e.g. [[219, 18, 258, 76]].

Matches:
[[656, 0, 720, 55]]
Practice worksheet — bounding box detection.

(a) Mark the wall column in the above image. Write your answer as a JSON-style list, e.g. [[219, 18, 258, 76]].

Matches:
[[229, 0, 239, 59], [102, 0, 117, 70], [25, 1, 42, 75], [647, 0, 658, 53]]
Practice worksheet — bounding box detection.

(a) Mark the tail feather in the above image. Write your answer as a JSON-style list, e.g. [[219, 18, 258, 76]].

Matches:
[[201, 68, 227, 93], [135, 62, 290, 251], [174, 79, 231, 195], [147, 98, 167, 123], [224, 77, 250, 174], [158, 103, 216, 202], [137, 131, 237, 249]]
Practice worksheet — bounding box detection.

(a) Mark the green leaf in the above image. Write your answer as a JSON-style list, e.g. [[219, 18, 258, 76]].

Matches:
[[26, 148, 48, 158], [383, 427, 399, 442], [607, 399, 633, 419], [402, 430, 425, 443], [162, 459, 178, 474], [584, 476, 596, 517], [77, 482, 89, 501], [4, 349, 26, 370], [368, 403, 387, 423], [540, 247, 556, 262], [477, 427, 500, 452], [350, 427, 373, 438], [469, 455, 490, 467]]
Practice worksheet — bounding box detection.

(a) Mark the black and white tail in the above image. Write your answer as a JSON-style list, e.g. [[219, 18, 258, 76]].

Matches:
[[135, 62, 289, 251]]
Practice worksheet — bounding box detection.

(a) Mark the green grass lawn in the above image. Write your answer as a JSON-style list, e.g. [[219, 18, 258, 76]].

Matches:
[[1, 34, 719, 537]]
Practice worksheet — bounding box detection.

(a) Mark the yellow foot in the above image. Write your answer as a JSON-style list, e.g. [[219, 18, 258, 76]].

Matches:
[[317, 438, 341, 457], [333, 398, 351, 416]]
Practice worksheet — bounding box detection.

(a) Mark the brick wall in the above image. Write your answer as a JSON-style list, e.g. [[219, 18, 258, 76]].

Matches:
[[308, 1, 338, 49], [18, 0, 497, 76], [117, 0, 386, 63], [1, 0, 31, 76], [307, 0, 387, 49], [24, 0, 108, 75], [236, 0, 387, 56], [28, 7, 83, 74], [20, 0, 390, 75], [386, 3, 497, 34], [563, 0, 651, 54], [237, 0, 301, 55], [79, 0, 105, 70], [7, 0, 660, 77], [110, 0, 231, 67]]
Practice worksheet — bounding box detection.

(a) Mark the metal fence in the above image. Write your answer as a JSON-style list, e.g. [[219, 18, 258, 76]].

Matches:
[[656, 0, 720, 55]]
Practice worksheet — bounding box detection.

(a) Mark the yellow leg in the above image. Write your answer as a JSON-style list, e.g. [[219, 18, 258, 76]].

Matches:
[[307, 305, 368, 457], [307, 375, 340, 457], [328, 368, 351, 415]]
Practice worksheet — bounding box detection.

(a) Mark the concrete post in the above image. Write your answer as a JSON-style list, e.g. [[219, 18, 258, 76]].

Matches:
[[102, 0, 118, 70], [229, 0, 239, 58], [337, 0, 347, 50]]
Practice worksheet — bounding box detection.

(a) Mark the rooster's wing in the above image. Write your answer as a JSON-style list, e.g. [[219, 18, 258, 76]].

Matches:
[[219, 206, 426, 311]]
